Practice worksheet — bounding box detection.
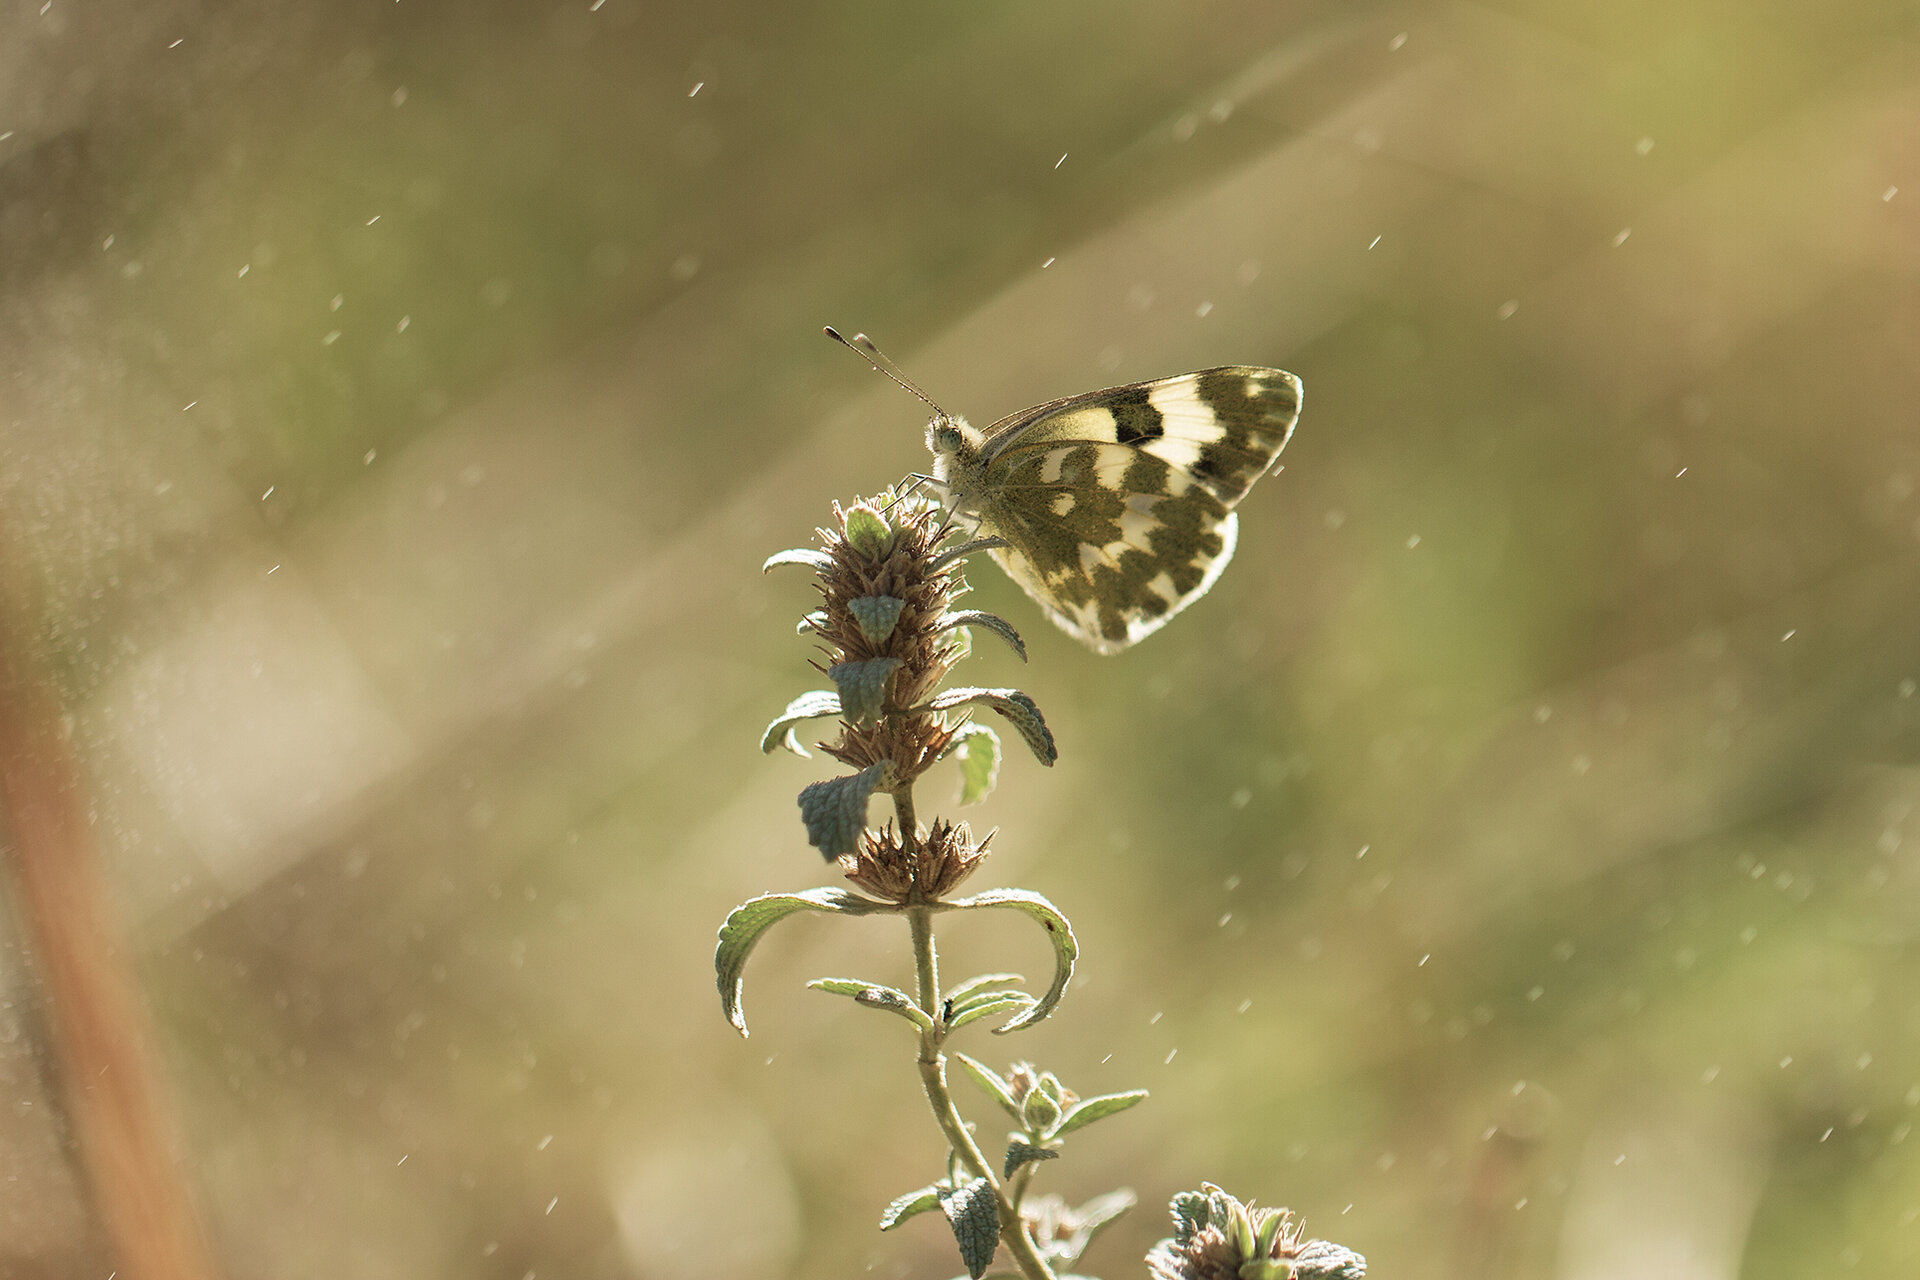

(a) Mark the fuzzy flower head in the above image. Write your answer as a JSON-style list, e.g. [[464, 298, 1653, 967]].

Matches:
[[811, 498, 969, 787], [761, 492, 1055, 864], [1146, 1185, 1365, 1280]]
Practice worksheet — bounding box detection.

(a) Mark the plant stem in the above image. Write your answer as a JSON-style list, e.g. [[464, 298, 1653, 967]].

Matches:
[[908, 902, 941, 1024], [893, 785, 919, 852], [909, 901, 1056, 1280]]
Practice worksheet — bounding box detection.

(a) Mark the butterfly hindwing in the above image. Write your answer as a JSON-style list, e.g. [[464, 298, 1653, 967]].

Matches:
[[928, 364, 1301, 652]]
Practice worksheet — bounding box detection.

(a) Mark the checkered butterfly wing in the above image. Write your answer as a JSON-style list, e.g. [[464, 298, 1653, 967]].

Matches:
[[968, 366, 1301, 652]]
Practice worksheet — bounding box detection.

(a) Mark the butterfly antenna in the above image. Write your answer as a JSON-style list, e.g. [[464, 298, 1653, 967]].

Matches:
[[823, 326, 949, 416]]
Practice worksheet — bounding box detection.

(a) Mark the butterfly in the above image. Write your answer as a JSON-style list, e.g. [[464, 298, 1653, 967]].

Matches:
[[826, 329, 1301, 653]]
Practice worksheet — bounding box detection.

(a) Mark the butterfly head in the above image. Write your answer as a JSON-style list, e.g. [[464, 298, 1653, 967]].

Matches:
[[925, 412, 985, 486]]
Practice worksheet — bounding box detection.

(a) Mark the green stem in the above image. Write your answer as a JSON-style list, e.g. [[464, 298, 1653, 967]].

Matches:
[[909, 900, 1056, 1280], [908, 903, 941, 1027], [893, 785, 920, 852]]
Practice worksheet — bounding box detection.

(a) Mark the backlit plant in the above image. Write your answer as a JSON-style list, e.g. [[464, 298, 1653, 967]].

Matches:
[[715, 494, 1365, 1280]]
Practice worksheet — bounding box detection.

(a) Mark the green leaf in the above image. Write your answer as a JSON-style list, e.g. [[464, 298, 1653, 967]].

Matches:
[[952, 1051, 1023, 1122], [925, 688, 1056, 766], [844, 506, 892, 556], [848, 595, 908, 645], [943, 972, 1025, 1006], [1021, 1087, 1063, 1136], [829, 658, 903, 726], [947, 982, 1028, 1019], [1053, 1090, 1149, 1137], [950, 724, 1001, 805], [1003, 1139, 1058, 1179], [939, 1177, 1001, 1279], [946, 993, 1036, 1031], [760, 689, 843, 756], [880, 1184, 946, 1230], [941, 889, 1076, 1031], [715, 889, 898, 1035], [937, 611, 1027, 662], [808, 978, 934, 1032], [797, 763, 887, 858], [763, 548, 834, 572], [943, 623, 973, 664], [1060, 1189, 1136, 1263], [1169, 1190, 1210, 1245], [1292, 1239, 1368, 1279]]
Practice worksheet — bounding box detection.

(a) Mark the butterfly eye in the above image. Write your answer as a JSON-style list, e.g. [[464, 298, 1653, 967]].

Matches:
[[929, 421, 965, 455]]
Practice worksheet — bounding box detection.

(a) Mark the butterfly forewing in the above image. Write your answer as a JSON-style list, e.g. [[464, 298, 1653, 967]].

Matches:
[[982, 366, 1301, 506], [930, 363, 1301, 652]]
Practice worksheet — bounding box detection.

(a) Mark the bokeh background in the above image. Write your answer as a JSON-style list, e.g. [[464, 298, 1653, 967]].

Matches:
[[3, 1, 1919, 1276]]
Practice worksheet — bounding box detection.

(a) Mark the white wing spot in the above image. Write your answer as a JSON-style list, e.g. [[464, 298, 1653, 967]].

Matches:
[[1040, 448, 1073, 484], [1145, 572, 1181, 604], [1079, 543, 1108, 573], [1050, 493, 1075, 517], [1142, 377, 1234, 472], [1149, 379, 1230, 442], [1143, 434, 1206, 472]]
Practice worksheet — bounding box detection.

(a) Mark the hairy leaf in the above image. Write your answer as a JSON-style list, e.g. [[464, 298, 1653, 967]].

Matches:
[[809, 978, 934, 1032], [924, 688, 1056, 765], [797, 763, 886, 858], [829, 657, 903, 726], [1003, 1139, 1059, 1179], [952, 1051, 1023, 1122], [762, 548, 834, 572], [950, 724, 1002, 805], [937, 610, 1027, 662], [942, 972, 1025, 1006], [844, 506, 892, 556], [760, 689, 843, 756], [848, 595, 908, 645], [939, 1177, 1001, 1280], [941, 888, 1076, 1030], [715, 889, 897, 1035], [1054, 1090, 1149, 1137], [947, 992, 1036, 1032], [880, 1184, 946, 1230]]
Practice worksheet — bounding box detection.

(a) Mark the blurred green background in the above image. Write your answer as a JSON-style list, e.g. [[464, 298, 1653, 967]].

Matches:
[[2, 0, 1919, 1276]]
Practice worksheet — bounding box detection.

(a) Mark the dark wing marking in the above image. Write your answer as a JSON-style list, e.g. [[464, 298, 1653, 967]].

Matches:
[[970, 442, 1237, 653]]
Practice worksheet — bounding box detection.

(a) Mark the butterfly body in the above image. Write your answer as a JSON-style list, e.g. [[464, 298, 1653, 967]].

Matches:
[[927, 365, 1301, 653]]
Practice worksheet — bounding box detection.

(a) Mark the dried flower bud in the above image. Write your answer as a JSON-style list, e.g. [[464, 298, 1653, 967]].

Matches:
[[842, 818, 989, 903]]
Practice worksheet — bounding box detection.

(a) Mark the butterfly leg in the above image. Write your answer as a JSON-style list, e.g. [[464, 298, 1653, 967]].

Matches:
[[879, 473, 937, 516]]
